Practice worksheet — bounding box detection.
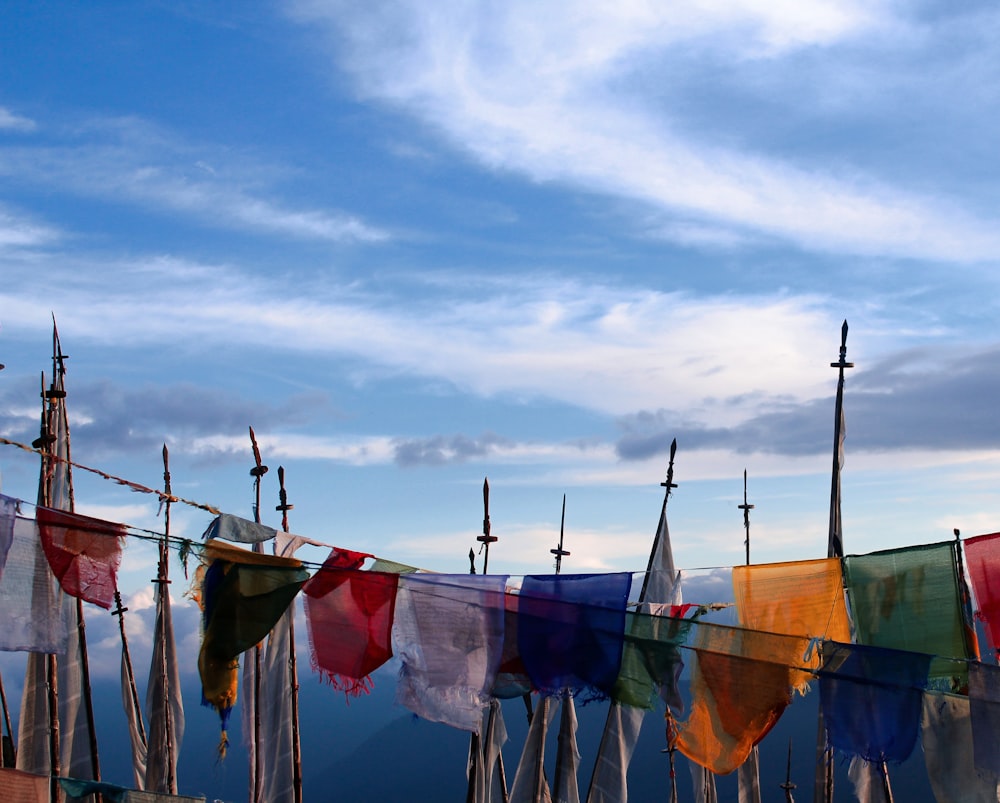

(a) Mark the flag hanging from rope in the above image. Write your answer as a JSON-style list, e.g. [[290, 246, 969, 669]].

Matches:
[[303, 548, 399, 695], [518, 573, 632, 700], [37, 506, 125, 609]]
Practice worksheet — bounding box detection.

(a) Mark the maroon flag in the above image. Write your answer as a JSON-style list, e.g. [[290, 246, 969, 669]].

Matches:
[[37, 506, 125, 609]]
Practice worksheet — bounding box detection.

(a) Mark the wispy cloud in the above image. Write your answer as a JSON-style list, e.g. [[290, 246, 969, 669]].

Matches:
[[0, 205, 60, 249], [0, 106, 36, 132], [0, 115, 389, 244], [289, 0, 1000, 261]]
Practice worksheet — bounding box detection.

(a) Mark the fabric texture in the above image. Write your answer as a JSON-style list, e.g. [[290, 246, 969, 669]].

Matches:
[[392, 573, 508, 732], [0, 494, 16, 578], [37, 506, 125, 609], [0, 515, 70, 653], [968, 661, 1000, 776], [303, 548, 397, 695], [554, 695, 581, 803], [921, 691, 1000, 803], [819, 641, 930, 764], [844, 542, 970, 685], [846, 756, 892, 803], [585, 702, 644, 803], [145, 581, 184, 794], [0, 767, 48, 802], [732, 557, 851, 678], [676, 623, 800, 775], [509, 696, 556, 803], [480, 699, 509, 803], [518, 573, 632, 699], [614, 603, 694, 711], [962, 532, 1000, 656], [201, 513, 276, 545], [736, 746, 761, 803], [197, 541, 307, 746], [121, 642, 148, 789]]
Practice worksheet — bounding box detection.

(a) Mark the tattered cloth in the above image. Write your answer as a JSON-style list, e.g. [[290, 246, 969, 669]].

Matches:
[[0, 493, 16, 578], [968, 661, 1000, 776], [0, 767, 48, 802], [961, 532, 1000, 654], [37, 505, 125, 609], [303, 547, 399, 695], [844, 542, 971, 684], [201, 513, 277, 544], [819, 641, 931, 764], [392, 573, 507, 733], [922, 691, 1000, 803], [197, 540, 308, 727], [676, 622, 803, 775], [517, 572, 632, 699], [613, 604, 695, 711], [733, 557, 851, 680]]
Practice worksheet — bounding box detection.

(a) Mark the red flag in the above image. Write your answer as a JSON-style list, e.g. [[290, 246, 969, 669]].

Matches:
[[303, 548, 397, 695], [37, 506, 125, 609]]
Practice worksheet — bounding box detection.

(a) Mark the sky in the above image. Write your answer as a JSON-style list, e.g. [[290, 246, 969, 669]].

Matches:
[[2, 1, 1000, 580], [1, 1, 998, 798]]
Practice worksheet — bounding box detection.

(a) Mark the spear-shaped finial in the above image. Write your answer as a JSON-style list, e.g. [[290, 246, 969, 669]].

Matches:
[[780, 738, 796, 802], [739, 469, 754, 566], [662, 438, 678, 497], [248, 426, 268, 525], [551, 494, 570, 574], [275, 466, 294, 533], [477, 477, 497, 573]]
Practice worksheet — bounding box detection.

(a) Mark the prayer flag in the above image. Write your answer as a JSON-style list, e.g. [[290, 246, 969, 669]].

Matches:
[[37, 506, 125, 610], [518, 573, 632, 699]]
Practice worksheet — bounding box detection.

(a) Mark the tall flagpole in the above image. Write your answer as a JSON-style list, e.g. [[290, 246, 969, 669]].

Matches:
[[248, 427, 268, 803], [737, 471, 761, 803], [816, 321, 852, 803], [275, 466, 304, 803]]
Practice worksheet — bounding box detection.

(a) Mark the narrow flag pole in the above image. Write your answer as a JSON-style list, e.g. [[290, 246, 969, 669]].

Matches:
[[247, 427, 268, 803], [275, 466, 304, 803], [160, 444, 177, 791], [780, 739, 796, 803]]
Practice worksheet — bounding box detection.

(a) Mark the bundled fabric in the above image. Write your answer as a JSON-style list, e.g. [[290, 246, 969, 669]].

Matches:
[[0, 767, 48, 802], [0, 494, 15, 578], [0, 515, 70, 653], [733, 557, 851, 679], [197, 540, 308, 751], [962, 532, 1000, 655], [392, 573, 508, 733], [819, 641, 930, 763], [36, 506, 125, 610], [509, 696, 556, 803], [968, 661, 1000, 776], [145, 580, 184, 793], [844, 542, 970, 683], [553, 695, 581, 803], [303, 548, 398, 695], [922, 691, 1000, 803], [201, 513, 276, 544], [518, 573, 632, 699], [613, 603, 694, 710], [676, 622, 802, 775], [585, 702, 643, 803]]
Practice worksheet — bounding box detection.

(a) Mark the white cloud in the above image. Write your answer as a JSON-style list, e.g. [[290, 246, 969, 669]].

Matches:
[[0, 206, 59, 249], [289, 0, 1000, 261], [0, 106, 36, 132]]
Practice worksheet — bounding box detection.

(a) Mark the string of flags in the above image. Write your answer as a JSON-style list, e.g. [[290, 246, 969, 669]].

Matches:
[[4, 491, 1000, 791]]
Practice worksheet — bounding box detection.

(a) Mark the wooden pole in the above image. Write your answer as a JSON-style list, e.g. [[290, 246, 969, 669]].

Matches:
[[0, 671, 13, 767], [248, 427, 268, 803], [160, 445, 177, 792], [275, 466, 304, 803]]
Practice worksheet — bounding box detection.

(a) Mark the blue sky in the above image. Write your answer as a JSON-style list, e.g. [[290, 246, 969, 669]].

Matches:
[[2, 0, 1000, 589]]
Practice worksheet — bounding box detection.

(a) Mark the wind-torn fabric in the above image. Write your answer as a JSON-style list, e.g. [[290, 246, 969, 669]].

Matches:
[[676, 623, 801, 775], [613, 602, 693, 711], [554, 695, 581, 803], [392, 573, 507, 733], [0, 768, 48, 802], [518, 573, 632, 699], [259, 532, 311, 803], [37, 506, 125, 610], [818, 641, 930, 764], [846, 756, 891, 803], [737, 746, 761, 803], [303, 549, 398, 695], [480, 699, 509, 803], [585, 701, 643, 803], [0, 515, 70, 653], [145, 583, 184, 794], [689, 763, 718, 803], [60, 594, 98, 784], [16, 653, 52, 775], [0, 494, 16, 578], [921, 691, 1000, 803], [968, 661, 1000, 776], [197, 541, 308, 753], [962, 532, 1000, 656], [59, 776, 129, 801], [123, 791, 206, 802], [844, 542, 970, 685], [509, 696, 556, 803], [122, 644, 148, 789], [733, 557, 851, 679], [201, 514, 276, 545]]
